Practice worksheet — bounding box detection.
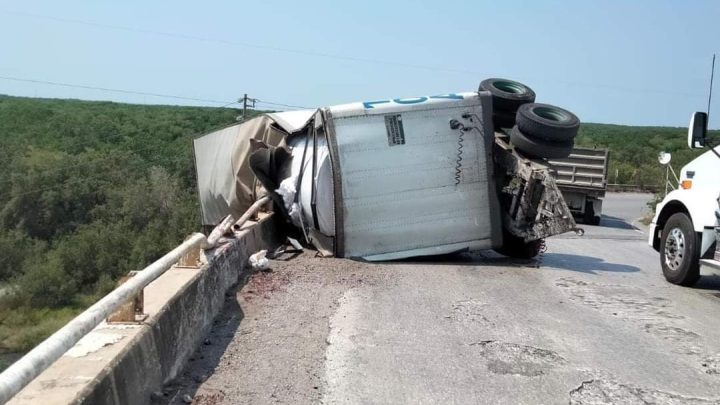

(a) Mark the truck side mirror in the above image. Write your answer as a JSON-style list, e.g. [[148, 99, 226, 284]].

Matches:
[[688, 111, 708, 149]]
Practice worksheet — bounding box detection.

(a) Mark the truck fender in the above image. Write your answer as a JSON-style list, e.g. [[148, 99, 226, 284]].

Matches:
[[651, 190, 718, 255]]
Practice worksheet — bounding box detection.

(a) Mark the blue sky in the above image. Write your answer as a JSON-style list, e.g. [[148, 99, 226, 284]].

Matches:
[[0, 0, 718, 127]]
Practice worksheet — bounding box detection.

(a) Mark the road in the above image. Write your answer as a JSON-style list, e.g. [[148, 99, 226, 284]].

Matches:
[[163, 192, 720, 404]]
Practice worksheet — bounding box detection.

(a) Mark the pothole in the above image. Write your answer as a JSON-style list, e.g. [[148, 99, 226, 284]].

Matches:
[[446, 299, 492, 324], [555, 277, 702, 355], [701, 354, 720, 375], [569, 379, 718, 404], [470, 340, 565, 377]]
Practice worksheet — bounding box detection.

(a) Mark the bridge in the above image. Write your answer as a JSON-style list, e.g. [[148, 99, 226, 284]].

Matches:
[[2, 193, 720, 404]]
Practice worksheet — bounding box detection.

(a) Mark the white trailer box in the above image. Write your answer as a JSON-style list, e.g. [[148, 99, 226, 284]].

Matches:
[[324, 93, 501, 260], [194, 86, 578, 261]]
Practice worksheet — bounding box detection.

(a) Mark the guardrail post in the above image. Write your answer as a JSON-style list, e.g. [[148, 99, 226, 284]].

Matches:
[[177, 236, 202, 268], [106, 271, 147, 324]]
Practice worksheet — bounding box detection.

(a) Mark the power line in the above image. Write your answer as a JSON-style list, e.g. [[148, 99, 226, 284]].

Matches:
[[0, 75, 309, 112], [0, 10, 481, 77], [0, 9, 711, 99], [0, 75, 234, 105], [0, 87, 308, 187], [218, 100, 240, 108], [0, 93, 306, 195], [256, 100, 310, 110]]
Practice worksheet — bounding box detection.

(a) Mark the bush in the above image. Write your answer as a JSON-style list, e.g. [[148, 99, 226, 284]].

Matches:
[[0, 306, 80, 353], [0, 230, 44, 280], [12, 255, 77, 308]]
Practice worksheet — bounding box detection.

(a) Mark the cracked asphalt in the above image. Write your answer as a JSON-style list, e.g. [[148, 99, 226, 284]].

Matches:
[[165, 193, 720, 404]]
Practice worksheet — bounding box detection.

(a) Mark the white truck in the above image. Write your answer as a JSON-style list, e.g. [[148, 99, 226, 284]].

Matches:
[[649, 111, 720, 285], [194, 79, 585, 261], [548, 147, 609, 225]]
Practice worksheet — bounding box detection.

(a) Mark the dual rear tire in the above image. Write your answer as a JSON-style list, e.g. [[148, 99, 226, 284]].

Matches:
[[510, 103, 579, 159], [479, 78, 536, 129], [479, 78, 580, 159]]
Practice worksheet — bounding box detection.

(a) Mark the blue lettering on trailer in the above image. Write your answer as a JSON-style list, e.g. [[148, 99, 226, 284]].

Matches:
[[362, 100, 391, 109], [430, 94, 464, 100], [393, 96, 428, 104], [363, 93, 464, 109]]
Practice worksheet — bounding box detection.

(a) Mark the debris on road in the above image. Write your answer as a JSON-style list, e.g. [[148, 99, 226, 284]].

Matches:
[[249, 249, 270, 270]]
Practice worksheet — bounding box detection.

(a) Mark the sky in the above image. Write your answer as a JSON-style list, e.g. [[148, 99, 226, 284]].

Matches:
[[0, 0, 718, 128]]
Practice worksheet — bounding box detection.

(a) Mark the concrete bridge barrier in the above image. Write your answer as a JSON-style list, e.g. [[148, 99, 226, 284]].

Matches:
[[7, 215, 281, 405]]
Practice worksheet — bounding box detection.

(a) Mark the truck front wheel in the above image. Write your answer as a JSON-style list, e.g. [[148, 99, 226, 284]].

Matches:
[[660, 213, 700, 286]]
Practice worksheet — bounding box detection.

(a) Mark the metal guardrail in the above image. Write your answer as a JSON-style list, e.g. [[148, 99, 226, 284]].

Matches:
[[0, 234, 207, 404], [0, 197, 270, 404], [606, 183, 660, 192]]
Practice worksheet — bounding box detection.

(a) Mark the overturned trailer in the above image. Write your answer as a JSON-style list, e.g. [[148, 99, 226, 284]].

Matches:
[[194, 79, 582, 260]]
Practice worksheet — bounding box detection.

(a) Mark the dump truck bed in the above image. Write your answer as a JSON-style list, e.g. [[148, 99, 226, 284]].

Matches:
[[547, 147, 609, 197]]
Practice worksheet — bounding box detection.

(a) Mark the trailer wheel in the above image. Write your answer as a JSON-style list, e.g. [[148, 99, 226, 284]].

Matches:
[[516, 103, 580, 142], [660, 213, 700, 286], [479, 78, 536, 113], [493, 110, 517, 129], [583, 200, 601, 225], [510, 126, 574, 159], [495, 232, 543, 259]]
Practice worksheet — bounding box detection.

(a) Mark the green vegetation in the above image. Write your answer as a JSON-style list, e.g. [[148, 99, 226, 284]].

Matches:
[[0, 94, 717, 364], [0, 95, 256, 358]]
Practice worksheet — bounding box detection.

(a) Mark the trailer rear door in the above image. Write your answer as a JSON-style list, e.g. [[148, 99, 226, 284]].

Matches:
[[325, 92, 501, 260]]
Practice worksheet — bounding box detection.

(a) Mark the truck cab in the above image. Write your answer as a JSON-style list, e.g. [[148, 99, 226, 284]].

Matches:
[[649, 112, 720, 285]]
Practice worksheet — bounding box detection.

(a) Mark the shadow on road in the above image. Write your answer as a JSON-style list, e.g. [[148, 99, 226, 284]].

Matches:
[[378, 249, 644, 275], [540, 253, 641, 275], [378, 250, 534, 267], [691, 274, 720, 291], [598, 215, 637, 230]]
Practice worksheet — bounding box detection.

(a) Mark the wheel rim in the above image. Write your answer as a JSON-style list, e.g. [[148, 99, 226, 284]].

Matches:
[[493, 80, 527, 95], [664, 227, 686, 271], [532, 106, 570, 122]]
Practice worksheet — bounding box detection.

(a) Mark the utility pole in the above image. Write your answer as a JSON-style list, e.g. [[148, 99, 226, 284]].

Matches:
[[242, 93, 248, 121], [238, 93, 257, 122]]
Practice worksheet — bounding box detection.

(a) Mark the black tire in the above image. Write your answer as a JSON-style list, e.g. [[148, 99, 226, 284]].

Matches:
[[509, 126, 574, 159], [493, 110, 516, 129], [583, 200, 600, 225], [660, 213, 700, 286], [495, 232, 543, 259], [516, 103, 580, 142], [479, 78, 536, 113]]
